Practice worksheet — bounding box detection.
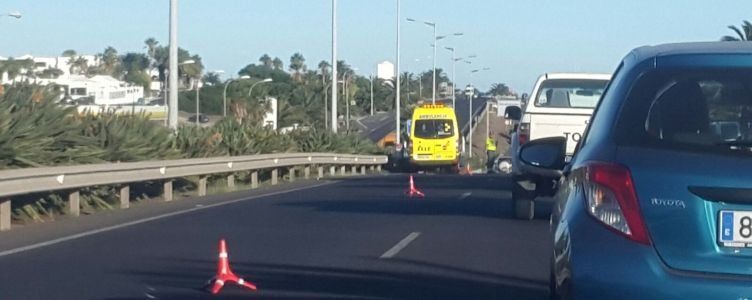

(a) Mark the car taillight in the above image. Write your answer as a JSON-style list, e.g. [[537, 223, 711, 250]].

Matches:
[[583, 162, 650, 245], [518, 123, 530, 145]]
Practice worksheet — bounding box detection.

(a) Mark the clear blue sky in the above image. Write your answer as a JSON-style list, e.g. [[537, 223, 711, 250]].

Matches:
[[1, 0, 750, 93]]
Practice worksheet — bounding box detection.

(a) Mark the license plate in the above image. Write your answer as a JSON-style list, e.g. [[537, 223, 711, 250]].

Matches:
[[718, 210, 752, 247]]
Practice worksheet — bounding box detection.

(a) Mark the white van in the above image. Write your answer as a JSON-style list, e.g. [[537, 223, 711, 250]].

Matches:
[[506, 73, 611, 219]]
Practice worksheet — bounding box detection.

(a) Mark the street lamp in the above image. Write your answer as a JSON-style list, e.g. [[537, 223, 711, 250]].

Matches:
[[247, 78, 273, 98], [370, 74, 374, 115], [445, 51, 476, 109], [467, 67, 490, 158], [168, 0, 179, 130], [406, 18, 437, 104], [223, 75, 250, 117], [445, 47, 457, 108], [407, 19, 462, 104], [395, 0, 402, 145], [345, 67, 359, 131], [331, 0, 338, 133], [2, 11, 22, 19]]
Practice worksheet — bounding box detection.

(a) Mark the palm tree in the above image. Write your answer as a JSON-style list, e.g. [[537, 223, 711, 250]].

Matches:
[[68, 56, 89, 75], [120, 53, 152, 92], [489, 83, 510, 96], [144, 38, 159, 59], [259, 54, 273, 68], [272, 57, 284, 70], [202, 72, 222, 86], [289, 53, 307, 81], [722, 20, 752, 41], [100, 46, 119, 76], [336, 60, 352, 77], [318, 60, 331, 84], [0, 58, 34, 83], [61, 49, 77, 57]]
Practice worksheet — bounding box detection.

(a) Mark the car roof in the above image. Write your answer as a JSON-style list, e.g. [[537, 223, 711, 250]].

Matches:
[[629, 41, 752, 62], [541, 73, 612, 80]]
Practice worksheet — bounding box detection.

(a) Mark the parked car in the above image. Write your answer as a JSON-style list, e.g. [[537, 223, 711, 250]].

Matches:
[[518, 42, 752, 299], [506, 73, 610, 219], [188, 114, 210, 123]]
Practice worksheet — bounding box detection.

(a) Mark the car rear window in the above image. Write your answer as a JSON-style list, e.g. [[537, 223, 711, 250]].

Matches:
[[534, 79, 609, 109], [616, 69, 752, 155]]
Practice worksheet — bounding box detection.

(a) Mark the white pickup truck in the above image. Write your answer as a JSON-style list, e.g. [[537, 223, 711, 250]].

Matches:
[[506, 73, 611, 219]]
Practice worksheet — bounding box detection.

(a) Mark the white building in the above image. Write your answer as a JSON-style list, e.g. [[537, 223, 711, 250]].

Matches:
[[1, 54, 144, 106], [377, 61, 395, 80], [46, 75, 144, 106]]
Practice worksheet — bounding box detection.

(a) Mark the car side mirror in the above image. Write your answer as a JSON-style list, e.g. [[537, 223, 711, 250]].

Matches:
[[504, 106, 522, 121], [519, 136, 566, 177]]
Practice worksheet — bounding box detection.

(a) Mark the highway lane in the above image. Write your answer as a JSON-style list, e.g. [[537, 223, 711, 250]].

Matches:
[[0, 174, 552, 299]]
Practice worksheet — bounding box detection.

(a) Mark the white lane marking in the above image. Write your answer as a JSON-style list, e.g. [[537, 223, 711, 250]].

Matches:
[[380, 232, 421, 259], [458, 192, 472, 200], [0, 182, 336, 258]]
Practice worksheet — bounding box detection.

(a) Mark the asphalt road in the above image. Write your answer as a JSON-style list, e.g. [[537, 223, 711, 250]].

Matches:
[[0, 174, 552, 299]]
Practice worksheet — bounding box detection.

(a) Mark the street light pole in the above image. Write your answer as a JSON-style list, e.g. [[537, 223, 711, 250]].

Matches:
[[445, 47, 456, 108], [468, 67, 490, 159], [345, 73, 350, 131], [370, 75, 374, 115], [195, 78, 200, 126], [324, 81, 332, 129], [431, 22, 436, 104], [222, 75, 249, 118], [406, 19, 462, 105], [331, 0, 338, 133], [247, 78, 273, 98], [168, 0, 179, 130], [395, 0, 401, 145]]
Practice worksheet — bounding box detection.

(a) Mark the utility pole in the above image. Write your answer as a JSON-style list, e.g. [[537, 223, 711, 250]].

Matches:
[[345, 74, 350, 131], [431, 22, 436, 104], [370, 75, 374, 115], [469, 87, 474, 158], [395, 0, 402, 145], [195, 79, 200, 126], [167, 0, 179, 130], [445, 47, 457, 108], [331, 0, 338, 133]]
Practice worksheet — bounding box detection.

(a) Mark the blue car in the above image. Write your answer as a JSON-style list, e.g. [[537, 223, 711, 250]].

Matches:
[[518, 42, 752, 299]]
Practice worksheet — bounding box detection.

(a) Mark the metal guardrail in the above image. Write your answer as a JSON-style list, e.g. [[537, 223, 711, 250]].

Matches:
[[0, 153, 387, 231]]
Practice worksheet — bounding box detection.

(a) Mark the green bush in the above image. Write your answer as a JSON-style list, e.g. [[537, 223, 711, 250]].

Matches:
[[0, 83, 382, 223]]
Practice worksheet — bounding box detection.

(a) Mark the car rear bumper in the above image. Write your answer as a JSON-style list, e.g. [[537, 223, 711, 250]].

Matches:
[[565, 209, 752, 299]]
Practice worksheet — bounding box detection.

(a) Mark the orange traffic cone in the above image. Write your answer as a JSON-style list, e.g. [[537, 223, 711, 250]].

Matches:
[[207, 239, 257, 295], [406, 175, 425, 198]]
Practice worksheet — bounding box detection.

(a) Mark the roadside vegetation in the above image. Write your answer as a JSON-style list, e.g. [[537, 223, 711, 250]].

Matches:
[[0, 84, 379, 223]]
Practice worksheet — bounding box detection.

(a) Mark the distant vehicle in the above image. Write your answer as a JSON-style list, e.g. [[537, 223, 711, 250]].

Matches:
[[408, 103, 460, 172], [506, 73, 610, 219], [517, 42, 752, 299], [188, 114, 210, 123]]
